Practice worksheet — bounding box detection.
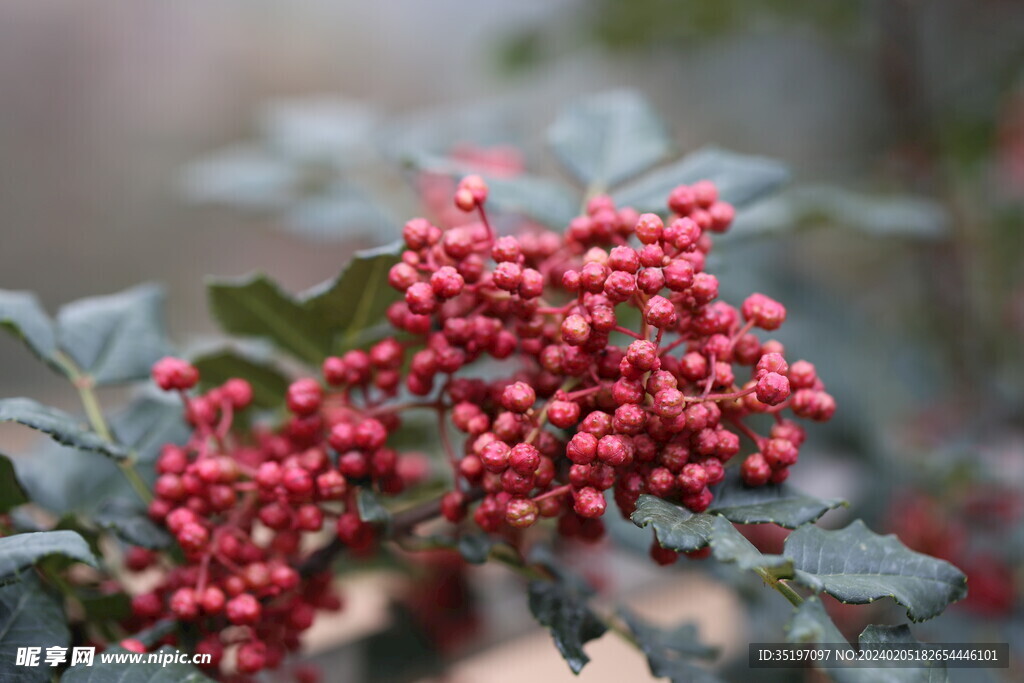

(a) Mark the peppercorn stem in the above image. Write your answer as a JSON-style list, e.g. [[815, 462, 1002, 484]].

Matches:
[[613, 325, 645, 340], [58, 351, 153, 504], [726, 416, 766, 449], [531, 484, 570, 504], [525, 378, 580, 445], [755, 567, 804, 607], [703, 385, 756, 403], [477, 204, 496, 244]]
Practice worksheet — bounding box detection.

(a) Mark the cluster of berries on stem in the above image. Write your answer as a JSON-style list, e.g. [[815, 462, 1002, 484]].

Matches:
[[131, 173, 834, 676], [385, 174, 835, 562]]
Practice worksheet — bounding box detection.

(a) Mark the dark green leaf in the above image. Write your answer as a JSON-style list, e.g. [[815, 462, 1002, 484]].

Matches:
[[207, 273, 331, 364], [61, 645, 213, 682], [191, 348, 290, 409], [619, 609, 721, 683], [0, 453, 29, 513], [0, 531, 98, 580], [613, 147, 789, 212], [109, 395, 189, 466], [456, 534, 498, 565], [357, 488, 391, 527], [527, 577, 607, 674], [52, 515, 103, 559], [787, 598, 947, 683], [786, 595, 854, 646], [0, 398, 128, 460], [708, 475, 846, 528], [0, 575, 70, 683], [737, 186, 950, 240], [707, 516, 792, 575], [631, 495, 715, 552], [785, 520, 967, 622], [299, 241, 402, 351], [547, 89, 672, 189], [56, 283, 173, 386], [15, 396, 188, 515], [94, 499, 172, 550], [129, 619, 177, 648], [486, 175, 580, 228], [0, 290, 59, 370], [77, 588, 131, 622], [855, 625, 948, 683], [283, 185, 396, 243]]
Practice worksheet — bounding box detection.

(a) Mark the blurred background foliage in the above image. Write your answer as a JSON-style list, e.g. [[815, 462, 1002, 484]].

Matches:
[[1, 0, 1022, 680]]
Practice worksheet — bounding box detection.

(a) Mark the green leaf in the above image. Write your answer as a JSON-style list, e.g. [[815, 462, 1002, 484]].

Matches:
[[76, 588, 131, 622], [53, 515, 103, 560], [356, 488, 391, 527], [708, 475, 846, 528], [787, 595, 843, 643], [547, 89, 672, 189], [456, 534, 500, 565], [631, 495, 715, 552], [0, 290, 60, 371], [737, 185, 950, 240], [56, 283, 173, 386], [787, 598, 947, 683], [207, 244, 402, 365], [613, 147, 789, 212], [207, 273, 330, 364], [283, 185, 396, 243], [707, 516, 792, 575], [0, 575, 71, 683], [619, 609, 721, 683], [299, 241, 402, 350], [0, 454, 29, 513], [15, 396, 188, 515], [527, 576, 607, 674], [0, 531, 98, 580], [856, 625, 948, 682], [785, 520, 967, 622], [61, 645, 214, 682], [128, 619, 177, 648], [486, 175, 580, 228], [191, 348, 290, 409], [0, 398, 128, 460], [94, 499, 172, 550]]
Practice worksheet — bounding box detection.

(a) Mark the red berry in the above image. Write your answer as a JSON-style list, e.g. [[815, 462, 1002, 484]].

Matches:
[[509, 442, 541, 475], [755, 372, 791, 406], [200, 586, 226, 614], [573, 487, 606, 519], [501, 381, 536, 413], [505, 498, 539, 528], [441, 491, 468, 522], [742, 293, 786, 331], [560, 314, 591, 346], [678, 463, 708, 494], [152, 357, 199, 391], [120, 639, 147, 654], [226, 593, 262, 625], [430, 266, 465, 299], [316, 470, 347, 500], [236, 640, 268, 674], [170, 587, 200, 620], [650, 541, 679, 566], [741, 453, 772, 487], [286, 378, 322, 416]]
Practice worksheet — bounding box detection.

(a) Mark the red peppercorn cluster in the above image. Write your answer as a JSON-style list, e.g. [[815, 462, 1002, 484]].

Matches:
[[129, 353, 417, 676], [385, 177, 834, 543], [133, 175, 834, 674]]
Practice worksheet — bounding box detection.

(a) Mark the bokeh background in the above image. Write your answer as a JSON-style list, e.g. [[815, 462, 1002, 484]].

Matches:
[[1, 1, 1022, 681]]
